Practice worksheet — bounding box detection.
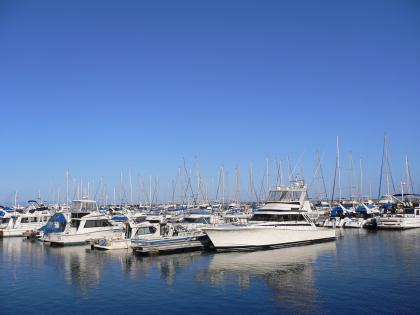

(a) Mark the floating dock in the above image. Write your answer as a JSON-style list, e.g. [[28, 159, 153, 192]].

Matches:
[[131, 235, 210, 255]]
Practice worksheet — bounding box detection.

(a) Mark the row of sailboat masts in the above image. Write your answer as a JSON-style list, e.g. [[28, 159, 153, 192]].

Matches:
[[37, 153, 360, 206], [331, 134, 415, 203], [332, 136, 373, 202], [378, 133, 414, 198]]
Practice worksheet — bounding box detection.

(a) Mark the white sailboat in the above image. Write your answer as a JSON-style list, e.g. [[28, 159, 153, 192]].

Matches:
[[377, 156, 420, 229]]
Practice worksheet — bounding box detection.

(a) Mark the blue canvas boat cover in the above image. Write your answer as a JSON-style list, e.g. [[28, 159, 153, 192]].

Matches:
[[42, 213, 67, 233], [111, 215, 129, 221], [330, 206, 343, 217], [356, 205, 366, 213]]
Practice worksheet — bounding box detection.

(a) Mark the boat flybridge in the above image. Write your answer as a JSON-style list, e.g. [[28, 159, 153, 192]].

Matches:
[[43, 199, 122, 246], [203, 180, 336, 250]]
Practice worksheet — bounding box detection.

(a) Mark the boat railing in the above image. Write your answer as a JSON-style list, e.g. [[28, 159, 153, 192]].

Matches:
[[302, 213, 317, 228]]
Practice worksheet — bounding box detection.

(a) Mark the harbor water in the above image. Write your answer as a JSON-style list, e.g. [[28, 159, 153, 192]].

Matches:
[[1, 229, 420, 314]]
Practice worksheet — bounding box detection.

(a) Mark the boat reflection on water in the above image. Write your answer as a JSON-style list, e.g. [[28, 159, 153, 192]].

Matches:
[[0, 238, 206, 291], [1, 236, 335, 311], [45, 246, 106, 290], [133, 251, 205, 285], [197, 242, 336, 312]]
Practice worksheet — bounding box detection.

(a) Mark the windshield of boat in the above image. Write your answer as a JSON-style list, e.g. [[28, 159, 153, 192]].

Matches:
[[267, 190, 303, 202], [183, 217, 209, 224], [71, 220, 81, 229], [135, 226, 157, 236], [251, 213, 306, 222]]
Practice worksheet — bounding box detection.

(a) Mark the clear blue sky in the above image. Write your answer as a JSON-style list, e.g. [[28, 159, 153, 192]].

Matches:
[[1, 0, 420, 204]]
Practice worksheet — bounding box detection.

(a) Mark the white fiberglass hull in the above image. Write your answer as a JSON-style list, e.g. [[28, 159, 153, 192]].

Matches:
[[0, 228, 29, 237], [377, 217, 420, 230], [45, 229, 121, 246], [0, 224, 46, 237], [94, 239, 131, 250], [340, 218, 363, 228], [203, 225, 336, 250], [323, 218, 340, 228]]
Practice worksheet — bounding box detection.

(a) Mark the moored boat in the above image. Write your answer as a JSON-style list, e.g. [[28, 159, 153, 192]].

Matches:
[[43, 199, 122, 246], [203, 180, 336, 251]]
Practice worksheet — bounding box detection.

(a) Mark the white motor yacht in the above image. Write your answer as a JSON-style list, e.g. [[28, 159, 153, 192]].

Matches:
[[203, 180, 336, 250], [43, 199, 121, 246], [93, 220, 161, 250], [0, 207, 51, 237]]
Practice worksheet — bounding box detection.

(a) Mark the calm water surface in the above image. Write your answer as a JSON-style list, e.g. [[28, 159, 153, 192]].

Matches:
[[1, 229, 420, 314]]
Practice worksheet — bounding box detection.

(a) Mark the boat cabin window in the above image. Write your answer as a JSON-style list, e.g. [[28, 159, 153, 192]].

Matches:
[[133, 217, 147, 223], [21, 218, 29, 223], [71, 220, 81, 229], [251, 213, 305, 222], [84, 220, 113, 228], [30, 217, 38, 223], [70, 201, 98, 212], [404, 208, 415, 215], [183, 217, 209, 224], [0, 218, 10, 224], [71, 212, 90, 219], [136, 226, 157, 236], [267, 190, 303, 203]]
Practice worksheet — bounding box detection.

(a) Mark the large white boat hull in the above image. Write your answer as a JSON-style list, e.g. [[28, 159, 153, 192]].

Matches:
[[203, 225, 336, 250], [377, 216, 420, 229]]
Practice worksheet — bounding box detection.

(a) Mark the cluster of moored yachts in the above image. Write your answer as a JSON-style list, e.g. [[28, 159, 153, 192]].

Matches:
[[1, 179, 419, 254]]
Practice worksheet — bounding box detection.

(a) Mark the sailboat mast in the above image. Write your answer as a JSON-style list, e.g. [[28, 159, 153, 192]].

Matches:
[[222, 165, 225, 209], [279, 159, 283, 186], [405, 156, 414, 194], [349, 151, 354, 200], [266, 158, 269, 198], [149, 175, 152, 210], [66, 169, 69, 205], [113, 187, 116, 206], [337, 136, 342, 200], [359, 159, 363, 201], [129, 169, 133, 205]]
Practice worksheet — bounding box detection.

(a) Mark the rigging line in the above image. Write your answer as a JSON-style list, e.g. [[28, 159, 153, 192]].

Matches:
[[182, 158, 196, 205], [331, 151, 338, 205], [378, 134, 386, 198], [290, 150, 306, 181], [387, 157, 396, 194]]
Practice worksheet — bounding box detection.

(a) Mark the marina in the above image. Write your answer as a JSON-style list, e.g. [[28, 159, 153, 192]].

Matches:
[[2, 0, 419, 314]]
